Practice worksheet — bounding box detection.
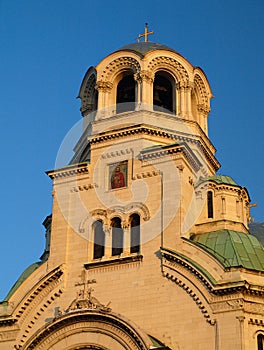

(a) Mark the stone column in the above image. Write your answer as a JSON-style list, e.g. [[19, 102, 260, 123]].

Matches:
[[197, 103, 210, 134], [122, 221, 130, 255], [103, 224, 112, 259], [95, 80, 113, 118], [135, 70, 154, 110], [184, 82, 193, 119], [177, 81, 186, 117]]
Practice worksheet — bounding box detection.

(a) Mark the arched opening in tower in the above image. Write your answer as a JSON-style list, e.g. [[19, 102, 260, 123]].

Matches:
[[116, 74, 136, 113], [153, 71, 174, 113]]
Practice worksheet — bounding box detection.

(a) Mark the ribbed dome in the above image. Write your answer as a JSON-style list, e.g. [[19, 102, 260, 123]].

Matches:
[[116, 41, 177, 57]]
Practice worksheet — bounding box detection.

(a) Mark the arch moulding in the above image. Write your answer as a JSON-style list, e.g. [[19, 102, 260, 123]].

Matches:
[[19, 310, 151, 350]]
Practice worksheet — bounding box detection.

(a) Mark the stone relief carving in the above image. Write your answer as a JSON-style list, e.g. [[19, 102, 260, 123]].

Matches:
[[64, 272, 111, 314], [100, 57, 141, 81]]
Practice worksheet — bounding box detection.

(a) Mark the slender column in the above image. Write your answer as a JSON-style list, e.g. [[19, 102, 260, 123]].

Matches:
[[197, 103, 210, 134], [177, 81, 186, 117], [236, 316, 245, 350], [185, 82, 193, 119], [103, 224, 112, 259], [135, 70, 154, 109], [122, 221, 130, 255]]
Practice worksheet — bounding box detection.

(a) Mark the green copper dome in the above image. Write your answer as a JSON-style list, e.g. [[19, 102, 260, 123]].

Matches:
[[190, 230, 264, 271], [116, 41, 177, 57]]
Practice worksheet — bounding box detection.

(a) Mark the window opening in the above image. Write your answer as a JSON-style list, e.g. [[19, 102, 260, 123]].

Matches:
[[258, 334, 264, 350], [130, 214, 140, 253], [207, 191, 214, 218], [116, 74, 135, 113], [153, 72, 174, 113], [93, 220, 105, 259], [111, 217, 123, 256]]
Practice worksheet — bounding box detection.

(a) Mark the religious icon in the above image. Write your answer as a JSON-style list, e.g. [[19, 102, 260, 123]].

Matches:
[[109, 161, 128, 190]]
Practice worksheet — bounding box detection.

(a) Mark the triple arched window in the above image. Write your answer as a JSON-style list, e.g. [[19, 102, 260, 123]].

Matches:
[[93, 214, 141, 259]]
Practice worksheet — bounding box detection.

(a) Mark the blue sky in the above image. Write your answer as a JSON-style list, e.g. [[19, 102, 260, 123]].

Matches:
[[0, 0, 263, 299]]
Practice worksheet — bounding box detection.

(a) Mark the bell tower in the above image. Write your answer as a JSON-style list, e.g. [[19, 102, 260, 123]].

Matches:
[[1, 29, 264, 350]]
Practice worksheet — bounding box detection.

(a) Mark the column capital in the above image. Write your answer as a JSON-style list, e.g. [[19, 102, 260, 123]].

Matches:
[[197, 103, 210, 115], [176, 80, 194, 90], [95, 80, 113, 92], [134, 70, 154, 84]]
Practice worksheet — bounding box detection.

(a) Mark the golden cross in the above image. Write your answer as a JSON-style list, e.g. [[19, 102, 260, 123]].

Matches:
[[138, 23, 154, 42]]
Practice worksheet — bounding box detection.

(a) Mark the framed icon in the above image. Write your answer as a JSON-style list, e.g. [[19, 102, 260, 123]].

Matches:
[[109, 161, 128, 190]]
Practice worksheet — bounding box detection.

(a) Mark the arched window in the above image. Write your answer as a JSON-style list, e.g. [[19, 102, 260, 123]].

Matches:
[[258, 334, 264, 350], [207, 191, 214, 218], [130, 214, 140, 253], [111, 217, 123, 256], [153, 71, 175, 113], [93, 220, 105, 259], [116, 73, 136, 114]]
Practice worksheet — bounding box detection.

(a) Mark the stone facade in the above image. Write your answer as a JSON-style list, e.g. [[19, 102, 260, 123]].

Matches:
[[0, 39, 264, 350]]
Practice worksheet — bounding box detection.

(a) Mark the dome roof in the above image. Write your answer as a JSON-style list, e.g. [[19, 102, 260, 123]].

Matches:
[[116, 41, 177, 57]]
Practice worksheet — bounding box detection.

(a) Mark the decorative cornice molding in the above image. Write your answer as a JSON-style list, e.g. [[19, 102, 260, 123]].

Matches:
[[162, 247, 264, 297], [132, 170, 160, 180], [89, 124, 219, 172], [71, 183, 97, 193], [17, 288, 63, 348], [196, 182, 249, 200], [249, 318, 264, 326], [85, 254, 143, 270], [163, 271, 215, 325], [14, 266, 64, 322], [46, 163, 89, 180], [101, 148, 132, 159], [139, 142, 202, 172]]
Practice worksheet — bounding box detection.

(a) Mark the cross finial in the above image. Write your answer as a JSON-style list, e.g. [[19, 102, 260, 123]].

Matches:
[[137, 23, 154, 42]]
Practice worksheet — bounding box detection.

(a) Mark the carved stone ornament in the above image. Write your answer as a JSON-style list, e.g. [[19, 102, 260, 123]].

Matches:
[[64, 272, 111, 314], [134, 70, 154, 83], [95, 80, 113, 92]]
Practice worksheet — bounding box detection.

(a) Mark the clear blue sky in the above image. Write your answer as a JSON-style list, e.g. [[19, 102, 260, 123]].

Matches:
[[0, 0, 263, 299]]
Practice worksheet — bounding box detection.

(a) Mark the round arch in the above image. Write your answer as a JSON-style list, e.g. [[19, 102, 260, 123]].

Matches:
[[20, 310, 151, 350]]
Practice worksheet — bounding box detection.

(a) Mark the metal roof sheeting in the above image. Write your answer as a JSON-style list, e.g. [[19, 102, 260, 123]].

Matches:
[[191, 230, 264, 271]]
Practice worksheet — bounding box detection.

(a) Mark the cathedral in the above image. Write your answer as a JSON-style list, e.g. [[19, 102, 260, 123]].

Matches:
[[1, 26, 264, 350]]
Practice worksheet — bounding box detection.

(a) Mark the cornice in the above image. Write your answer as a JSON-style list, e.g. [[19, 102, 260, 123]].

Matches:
[[46, 163, 89, 180], [161, 247, 264, 297], [0, 266, 64, 328], [196, 181, 249, 198], [139, 142, 202, 172], [249, 318, 264, 326], [84, 254, 143, 270], [89, 123, 219, 171]]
